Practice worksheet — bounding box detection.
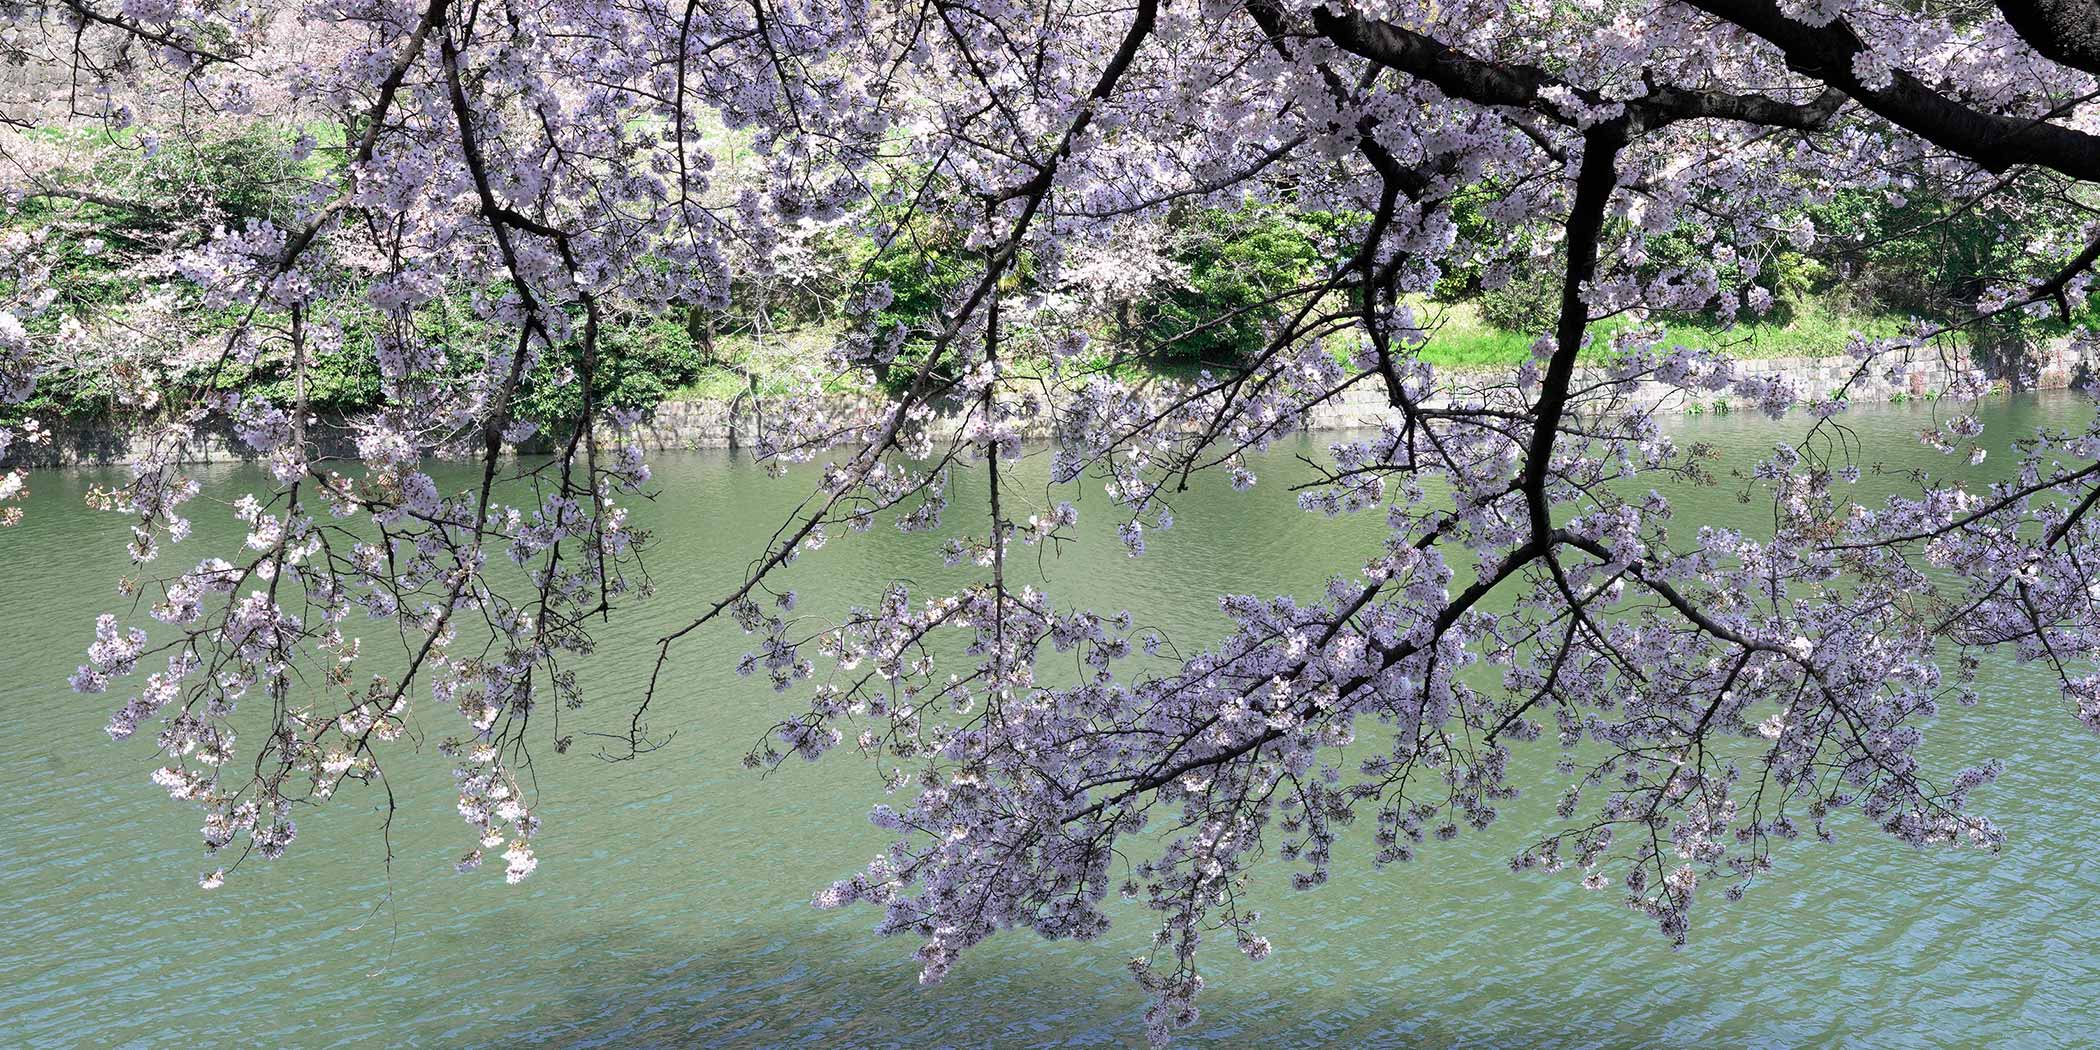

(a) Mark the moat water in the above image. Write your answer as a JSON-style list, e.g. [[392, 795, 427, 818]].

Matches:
[[4, 393, 2096, 1047]]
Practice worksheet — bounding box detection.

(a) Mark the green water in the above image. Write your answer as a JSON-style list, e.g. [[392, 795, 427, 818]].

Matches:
[[3, 395, 2098, 1048]]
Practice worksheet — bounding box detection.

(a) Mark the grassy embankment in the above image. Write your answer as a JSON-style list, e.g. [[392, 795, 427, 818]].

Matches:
[[669, 299, 1941, 404], [1407, 300, 1934, 369]]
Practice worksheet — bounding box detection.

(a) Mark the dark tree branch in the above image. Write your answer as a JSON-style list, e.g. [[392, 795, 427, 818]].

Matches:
[[1684, 0, 2100, 179], [1994, 0, 2100, 77]]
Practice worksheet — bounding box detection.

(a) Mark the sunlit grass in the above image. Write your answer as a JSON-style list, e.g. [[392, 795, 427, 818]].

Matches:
[[666, 299, 1951, 403], [1412, 300, 1942, 370]]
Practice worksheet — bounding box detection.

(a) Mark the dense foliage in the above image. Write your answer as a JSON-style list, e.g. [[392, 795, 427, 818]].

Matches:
[[9, 119, 2081, 421]]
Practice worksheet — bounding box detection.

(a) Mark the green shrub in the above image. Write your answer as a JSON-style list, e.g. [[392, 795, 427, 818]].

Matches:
[[516, 312, 706, 425], [856, 216, 980, 393], [1474, 262, 1562, 336], [1125, 205, 1348, 365]]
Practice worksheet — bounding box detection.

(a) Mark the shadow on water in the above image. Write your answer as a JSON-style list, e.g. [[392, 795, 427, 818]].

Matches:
[[499, 920, 1728, 1050]]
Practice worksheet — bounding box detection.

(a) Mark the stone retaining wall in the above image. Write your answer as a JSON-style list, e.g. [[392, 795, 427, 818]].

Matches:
[[625, 345, 2084, 452], [1298, 346, 2077, 434], [18, 343, 2088, 466]]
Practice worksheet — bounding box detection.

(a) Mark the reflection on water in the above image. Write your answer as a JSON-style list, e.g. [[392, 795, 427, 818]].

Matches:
[[4, 393, 2099, 1048]]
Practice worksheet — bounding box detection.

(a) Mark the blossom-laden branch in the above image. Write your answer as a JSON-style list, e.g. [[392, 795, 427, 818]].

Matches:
[[16, 0, 2100, 1043]]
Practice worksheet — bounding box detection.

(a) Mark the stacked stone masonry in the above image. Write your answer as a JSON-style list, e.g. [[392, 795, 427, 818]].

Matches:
[[18, 343, 2089, 466]]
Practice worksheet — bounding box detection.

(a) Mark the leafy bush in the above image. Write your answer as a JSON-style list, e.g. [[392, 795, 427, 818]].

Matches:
[[122, 124, 329, 226], [1474, 261, 1562, 336], [516, 312, 707, 425], [857, 216, 980, 392], [1126, 205, 1346, 364]]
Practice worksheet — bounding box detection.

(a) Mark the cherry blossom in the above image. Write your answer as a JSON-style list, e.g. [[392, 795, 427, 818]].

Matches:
[[7, 0, 2100, 1041]]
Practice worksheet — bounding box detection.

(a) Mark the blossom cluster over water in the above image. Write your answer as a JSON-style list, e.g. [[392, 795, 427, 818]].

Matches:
[[4, 0, 2100, 1041]]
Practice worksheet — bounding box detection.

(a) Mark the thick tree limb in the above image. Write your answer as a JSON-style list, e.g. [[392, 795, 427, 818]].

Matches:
[[1685, 0, 2100, 179], [1995, 0, 2100, 77]]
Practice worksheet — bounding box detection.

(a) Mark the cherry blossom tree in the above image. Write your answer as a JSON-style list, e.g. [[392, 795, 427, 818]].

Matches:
[[12, 0, 2100, 1040]]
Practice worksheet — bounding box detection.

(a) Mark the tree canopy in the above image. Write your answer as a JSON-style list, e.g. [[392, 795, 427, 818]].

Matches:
[[7, 0, 2100, 1040]]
